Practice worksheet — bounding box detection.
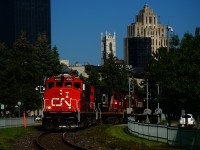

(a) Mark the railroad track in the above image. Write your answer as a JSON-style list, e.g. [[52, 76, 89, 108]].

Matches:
[[35, 131, 86, 150]]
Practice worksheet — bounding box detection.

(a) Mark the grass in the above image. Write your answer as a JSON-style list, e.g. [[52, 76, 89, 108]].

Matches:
[[0, 124, 175, 150], [0, 126, 37, 150], [80, 124, 174, 150]]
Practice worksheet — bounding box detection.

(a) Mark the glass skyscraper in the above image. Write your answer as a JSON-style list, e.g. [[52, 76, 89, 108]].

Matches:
[[0, 0, 51, 47]]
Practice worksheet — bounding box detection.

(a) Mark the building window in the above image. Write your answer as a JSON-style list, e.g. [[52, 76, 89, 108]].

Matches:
[[109, 42, 112, 52], [149, 16, 152, 24]]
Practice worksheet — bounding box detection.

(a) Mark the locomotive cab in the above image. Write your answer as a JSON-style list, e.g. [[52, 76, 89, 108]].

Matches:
[[42, 74, 84, 129]]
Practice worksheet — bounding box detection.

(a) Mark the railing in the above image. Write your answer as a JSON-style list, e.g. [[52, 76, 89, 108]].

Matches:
[[128, 117, 200, 149], [0, 117, 36, 128]]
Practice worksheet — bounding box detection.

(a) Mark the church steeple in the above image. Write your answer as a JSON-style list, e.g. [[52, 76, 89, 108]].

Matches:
[[101, 32, 116, 65]]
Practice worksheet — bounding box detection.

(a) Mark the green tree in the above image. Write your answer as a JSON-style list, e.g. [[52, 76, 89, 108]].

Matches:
[[0, 32, 62, 112], [50, 46, 62, 75], [101, 53, 129, 93], [34, 34, 52, 81], [0, 43, 9, 104], [6, 32, 37, 110], [85, 65, 101, 86], [147, 29, 200, 122]]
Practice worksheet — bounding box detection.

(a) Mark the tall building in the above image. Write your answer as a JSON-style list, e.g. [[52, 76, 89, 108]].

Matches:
[[124, 4, 167, 71], [0, 0, 51, 48], [101, 32, 116, 65], [124, 37, 151, 71]]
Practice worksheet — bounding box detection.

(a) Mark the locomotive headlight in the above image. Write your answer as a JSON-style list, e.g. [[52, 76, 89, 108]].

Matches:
[[47, 106, 51, 110], [59, 89, 62, 96]]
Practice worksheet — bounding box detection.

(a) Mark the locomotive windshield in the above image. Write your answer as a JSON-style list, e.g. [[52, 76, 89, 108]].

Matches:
[[46, 75, 82, 90], [65, 82, 72, 87], [48, 82, 54, 89], [56, 82, 62, 87]]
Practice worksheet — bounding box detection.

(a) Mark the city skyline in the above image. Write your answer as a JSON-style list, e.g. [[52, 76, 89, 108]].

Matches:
[[51, 0, 200, 66]]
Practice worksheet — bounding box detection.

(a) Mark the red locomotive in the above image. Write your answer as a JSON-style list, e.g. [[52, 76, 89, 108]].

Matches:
[[42, 74, 135, 129]]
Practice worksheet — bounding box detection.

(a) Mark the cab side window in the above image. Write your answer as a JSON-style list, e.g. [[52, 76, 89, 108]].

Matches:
[[74, 82, 81, 89]]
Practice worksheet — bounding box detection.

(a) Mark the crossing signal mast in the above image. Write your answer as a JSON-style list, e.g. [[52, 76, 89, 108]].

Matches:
[[144, 79, 151, 123], [127, 78, 134, 114]]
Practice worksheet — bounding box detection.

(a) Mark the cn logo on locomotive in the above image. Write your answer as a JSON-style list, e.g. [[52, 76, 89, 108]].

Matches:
[[51, 98, 72, 107]]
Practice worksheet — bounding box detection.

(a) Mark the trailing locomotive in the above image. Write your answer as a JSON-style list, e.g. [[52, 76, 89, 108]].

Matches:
[[42, 74, 130, 130]]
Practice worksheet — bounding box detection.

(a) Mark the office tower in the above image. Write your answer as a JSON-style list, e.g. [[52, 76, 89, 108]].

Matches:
[[124, 4, 167, 70], [101, 32, 116, 65], [0, 0, 51, 47], [124, 37, 151, 71]]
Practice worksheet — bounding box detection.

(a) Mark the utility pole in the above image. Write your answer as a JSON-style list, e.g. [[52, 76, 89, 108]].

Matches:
[[146, 79, 150, 123], [155, 83, 162, 124], [143, 79, 151, 123], [127, 78, 133, 114]]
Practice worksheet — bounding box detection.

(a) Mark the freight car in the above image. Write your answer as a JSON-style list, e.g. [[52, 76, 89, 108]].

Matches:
[[42, 74, 130, 130]]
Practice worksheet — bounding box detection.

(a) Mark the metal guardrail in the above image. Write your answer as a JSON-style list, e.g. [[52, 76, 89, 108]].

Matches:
[[0, 117, 36, 128], [128, 117, 200, 149]]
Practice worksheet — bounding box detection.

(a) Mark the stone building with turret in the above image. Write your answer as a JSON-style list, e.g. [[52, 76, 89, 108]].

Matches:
[[101, 32, 116, 65]]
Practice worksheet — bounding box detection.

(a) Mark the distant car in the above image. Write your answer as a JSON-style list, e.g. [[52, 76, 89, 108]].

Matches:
[[179, 114, 195, 127], [35, 116, 42, 121]]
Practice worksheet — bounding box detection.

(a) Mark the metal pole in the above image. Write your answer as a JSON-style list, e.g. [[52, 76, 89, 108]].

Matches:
[[157, 84, 160, 109], [129, 78, 131, 109], [146, 79, 149, 122], [146, 79, 148, 109], [167, 27, 170, 52], [157, 84, 160, 124], [19, 105, 20, 118]]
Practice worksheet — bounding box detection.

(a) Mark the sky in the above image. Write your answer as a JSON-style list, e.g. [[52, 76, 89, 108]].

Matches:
[[51, 0, 200, 66]]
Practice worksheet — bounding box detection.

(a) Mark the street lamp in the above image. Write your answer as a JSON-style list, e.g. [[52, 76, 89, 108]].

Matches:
[[17, 101, 21, 118], [167, 25, 173, 52]]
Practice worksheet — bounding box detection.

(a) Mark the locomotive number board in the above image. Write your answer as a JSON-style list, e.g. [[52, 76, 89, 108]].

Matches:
[[66, 78, 73, 81], [54, 78, 61, 81], [54, 77, 74, 81]]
